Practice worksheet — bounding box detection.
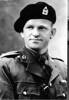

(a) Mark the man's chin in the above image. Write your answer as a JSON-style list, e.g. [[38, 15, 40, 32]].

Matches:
[[29, 45, 40, 49], [26, 43, 42, 50]]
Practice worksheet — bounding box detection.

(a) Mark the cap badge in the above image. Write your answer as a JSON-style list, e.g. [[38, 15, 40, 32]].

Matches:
[[42, 6, 48, 15]]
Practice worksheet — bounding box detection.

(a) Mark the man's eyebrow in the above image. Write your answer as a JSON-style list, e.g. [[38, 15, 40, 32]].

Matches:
[[38, 25, 48, 29], [25, 24, 34, 27]]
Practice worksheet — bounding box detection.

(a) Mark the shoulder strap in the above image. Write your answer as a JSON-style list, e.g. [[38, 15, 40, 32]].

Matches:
[[0, 51, 20, 58], [51, 57, 64, 62]]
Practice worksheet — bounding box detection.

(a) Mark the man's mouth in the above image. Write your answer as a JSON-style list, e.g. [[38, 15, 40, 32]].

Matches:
[[30, 38, 43, 41]]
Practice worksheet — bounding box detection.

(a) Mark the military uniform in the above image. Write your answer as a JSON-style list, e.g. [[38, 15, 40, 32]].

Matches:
[[0, 1, 67, 100], [0, 47, 67, 100]]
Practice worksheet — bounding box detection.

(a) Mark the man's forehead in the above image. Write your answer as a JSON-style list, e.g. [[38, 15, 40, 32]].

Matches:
[[24, 19, 52, 27]]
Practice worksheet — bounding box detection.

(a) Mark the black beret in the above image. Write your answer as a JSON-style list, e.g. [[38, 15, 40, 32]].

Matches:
[[14, 2, 56, 33]]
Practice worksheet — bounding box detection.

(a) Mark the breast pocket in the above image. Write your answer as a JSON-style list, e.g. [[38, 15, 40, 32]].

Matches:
[[16, 82, 41, 99]]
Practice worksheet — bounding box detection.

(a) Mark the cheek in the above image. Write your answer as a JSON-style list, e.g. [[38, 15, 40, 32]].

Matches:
[[23, 33, 31, 43], [23, 32, 29, 39], [23, 30, 31, 37], [42, 34, 51, 45], [42, 33, 50, 40]]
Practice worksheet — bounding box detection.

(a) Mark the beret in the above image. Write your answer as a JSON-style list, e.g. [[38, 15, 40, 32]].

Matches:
[[14, 2, 56, 33]]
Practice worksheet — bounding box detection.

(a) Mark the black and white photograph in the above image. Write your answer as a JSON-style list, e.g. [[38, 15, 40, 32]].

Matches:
[[0, 0, 67, 99]]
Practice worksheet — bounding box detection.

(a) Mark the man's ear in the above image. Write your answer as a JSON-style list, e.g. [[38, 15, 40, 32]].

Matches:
[[20, 32, 24, 38], [50, 28, 56, 39]]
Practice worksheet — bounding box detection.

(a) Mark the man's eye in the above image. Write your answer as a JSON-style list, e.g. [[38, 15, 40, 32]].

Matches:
[[39, 26, 47, 30], [27, 25, 34, 29]]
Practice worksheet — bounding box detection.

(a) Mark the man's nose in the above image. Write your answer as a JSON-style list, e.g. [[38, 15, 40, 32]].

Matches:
[[32, 28, 40, 37]]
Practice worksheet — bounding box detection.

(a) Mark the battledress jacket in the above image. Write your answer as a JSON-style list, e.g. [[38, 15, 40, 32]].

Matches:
[[0, 48, 67, 100]]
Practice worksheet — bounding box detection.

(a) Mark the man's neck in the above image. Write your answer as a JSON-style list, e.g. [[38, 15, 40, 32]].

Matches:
[[25, 46, 48, 55], [39, 47, 48, 55]]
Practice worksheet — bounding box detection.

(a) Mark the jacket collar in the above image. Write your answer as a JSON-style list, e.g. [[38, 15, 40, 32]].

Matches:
[[20, 47, 49, 63], [19, 47, 60, 84], [47, 57, 60, 84]]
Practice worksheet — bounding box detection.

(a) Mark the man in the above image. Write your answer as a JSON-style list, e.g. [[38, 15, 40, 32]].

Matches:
[[0, 1, 67, 100]]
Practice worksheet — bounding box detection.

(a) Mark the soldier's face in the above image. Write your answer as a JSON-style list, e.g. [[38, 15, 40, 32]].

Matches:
[[21, 19, 56, 50]]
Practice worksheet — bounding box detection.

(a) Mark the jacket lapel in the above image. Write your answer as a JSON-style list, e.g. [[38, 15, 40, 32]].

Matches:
[[45, 57, 60, 84]]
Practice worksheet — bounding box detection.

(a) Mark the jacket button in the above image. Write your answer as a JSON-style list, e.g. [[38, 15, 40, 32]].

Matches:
[[23, 91, 27, 95], [62, 93, 66, 97], [16, 55, 21, 61], [49, 83, 52, 86]]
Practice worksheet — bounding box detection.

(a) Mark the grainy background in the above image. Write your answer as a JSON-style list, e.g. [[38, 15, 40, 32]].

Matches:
[[0, 0, 67, 64]]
